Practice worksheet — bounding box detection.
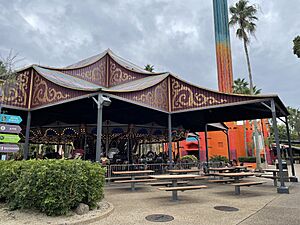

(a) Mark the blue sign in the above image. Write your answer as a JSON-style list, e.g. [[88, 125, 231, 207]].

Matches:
[[0, 114, 22, 124]]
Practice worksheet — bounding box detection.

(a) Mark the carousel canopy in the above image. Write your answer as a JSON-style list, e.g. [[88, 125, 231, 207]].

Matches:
[[3, 49, 288, 132]]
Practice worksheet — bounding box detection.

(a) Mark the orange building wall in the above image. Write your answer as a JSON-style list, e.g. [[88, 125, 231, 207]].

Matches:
[[179, 119, 272, 163]]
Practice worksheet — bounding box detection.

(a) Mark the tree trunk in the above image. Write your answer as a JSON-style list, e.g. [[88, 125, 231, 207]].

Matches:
[[253, 120, 262, 170], [243, 38, 261, 171], [243, 39, 254, 94]]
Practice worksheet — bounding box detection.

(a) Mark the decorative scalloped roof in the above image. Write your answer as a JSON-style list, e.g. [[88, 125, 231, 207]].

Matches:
[[33, 66, 103, 91], [12, 49, 288, 117]]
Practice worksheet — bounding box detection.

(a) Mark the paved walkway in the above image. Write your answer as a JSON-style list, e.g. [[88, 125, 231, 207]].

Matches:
[[93, 165, 300, 225]]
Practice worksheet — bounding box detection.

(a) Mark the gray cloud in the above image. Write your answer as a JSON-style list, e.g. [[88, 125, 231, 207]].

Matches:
[[0, 0, 299, 108]]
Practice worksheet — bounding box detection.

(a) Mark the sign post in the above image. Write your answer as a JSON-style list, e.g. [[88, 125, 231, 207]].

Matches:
[[0, 114, 22, 159], [0, 114, 22, 124], [0, 134, 21, 143], [0, 144, 19, 153], [0, 124, 22, 134]]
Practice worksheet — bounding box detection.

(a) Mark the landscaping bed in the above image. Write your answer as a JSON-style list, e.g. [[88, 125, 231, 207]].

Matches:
[[0, 159, 106, 217], [0, 200, 114, 225]]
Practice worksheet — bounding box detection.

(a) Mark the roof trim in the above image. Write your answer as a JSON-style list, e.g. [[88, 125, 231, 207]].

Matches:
[[104, 73, 169, 93], [171, 73, 278, 99], [103, 93, 169, 113], [107, 49, 167, 75], [33, 66, 103, 92]]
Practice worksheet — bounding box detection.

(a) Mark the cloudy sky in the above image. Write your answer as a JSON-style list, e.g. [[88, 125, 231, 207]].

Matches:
[[0, 0, 299, 108]]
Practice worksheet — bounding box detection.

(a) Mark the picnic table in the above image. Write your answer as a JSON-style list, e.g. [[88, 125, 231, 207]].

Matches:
[[208, 167, 236, 173], [209, 166, 247, 173], [167, 169, 201, 174], [112, 170, 155, 191], [150, 174, 206, 201], [217, 172, 262, 194], [262, 168, 288, 186], [217, 172, 255, 182]]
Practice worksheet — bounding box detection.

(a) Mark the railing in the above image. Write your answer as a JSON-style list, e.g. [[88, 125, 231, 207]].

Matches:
[[103, 161, 218, 179]]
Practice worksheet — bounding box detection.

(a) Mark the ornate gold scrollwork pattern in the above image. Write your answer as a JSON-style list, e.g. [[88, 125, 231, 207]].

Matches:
[[132, 80, 168, 111], [2, 71, 29, 107], [32, 74, 70, 107], [171, 79, 227, 110], [110, 61, 136, 86], [74, 61, 106, 84]]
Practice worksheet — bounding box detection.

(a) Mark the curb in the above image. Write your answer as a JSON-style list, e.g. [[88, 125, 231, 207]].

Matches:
[[66, 202, 114, 225]]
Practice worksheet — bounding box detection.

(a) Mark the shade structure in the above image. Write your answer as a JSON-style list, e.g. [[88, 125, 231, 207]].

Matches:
[[2, 49, 287, 120]]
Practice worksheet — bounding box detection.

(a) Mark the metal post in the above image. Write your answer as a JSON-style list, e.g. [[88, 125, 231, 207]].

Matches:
[[0, 84, 2, 114], [128, 137, 131, 163], [95, 94, 103, 162], [285, 116, 298, 182], [197, 135, 201, 162], [106, 122, 109, 157], [24, 111, 31, 160], [225, 130, 231, 161], [271, 100, 289, 193], [205, 124, 209, 171], [168, 114, 173, 166]]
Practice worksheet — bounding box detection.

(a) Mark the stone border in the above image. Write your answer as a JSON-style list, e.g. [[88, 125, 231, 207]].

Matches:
[[0, 201, 114, 225], [67, 201, 114, 225]]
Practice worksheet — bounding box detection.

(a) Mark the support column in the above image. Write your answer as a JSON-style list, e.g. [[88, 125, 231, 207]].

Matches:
[[95, 94, 103, 162], [271, 100, 289, 193], [205, 124, 209, 171], [105, 122, 109, 157], [24, 111, 31, 160], [285, 116, 298, 182], [225, 130, 231, 161], [197, 135, 201, 162], [168, 114, 173, 166]]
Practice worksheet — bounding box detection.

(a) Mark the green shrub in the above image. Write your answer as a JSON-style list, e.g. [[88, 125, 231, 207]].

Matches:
[[238, 156, 265, 163], [209, 155, 229, 163], [181, 155, 198, 162], [0, 159, 105, 216]]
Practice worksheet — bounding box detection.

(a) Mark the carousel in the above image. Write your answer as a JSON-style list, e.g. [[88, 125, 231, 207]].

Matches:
[[1, 49, 291, 190]]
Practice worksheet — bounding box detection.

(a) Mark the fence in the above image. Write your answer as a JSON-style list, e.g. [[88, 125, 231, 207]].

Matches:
[[103, 161, 225, 178]]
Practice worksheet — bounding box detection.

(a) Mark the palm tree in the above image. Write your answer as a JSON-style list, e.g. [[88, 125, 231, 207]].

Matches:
[[229, 0, 258, 94], [233, 78, 261, 95], [144, 64, 154, 72], [293, 36, 300, 58], [233, 78, 261, 158], [229, 1, 262, 170]]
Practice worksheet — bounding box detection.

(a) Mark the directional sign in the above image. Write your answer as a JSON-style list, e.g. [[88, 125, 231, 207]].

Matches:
[[0, 144, 19, 153], [0, 124, 22, 134], [0, 134, 21, 143], [0, 114, 22, 124]]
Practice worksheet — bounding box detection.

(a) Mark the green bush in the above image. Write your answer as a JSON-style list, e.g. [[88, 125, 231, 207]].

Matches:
[[238, 156, 265, 163], [0, 159, 105, 216], [181, 155, 198, 162], [209, 155, 229, 163]]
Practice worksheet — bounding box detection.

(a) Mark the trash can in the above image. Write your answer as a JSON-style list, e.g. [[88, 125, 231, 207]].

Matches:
[[276, 160, 289, 181]]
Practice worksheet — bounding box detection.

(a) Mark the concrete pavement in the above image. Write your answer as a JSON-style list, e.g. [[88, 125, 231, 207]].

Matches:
[[92, 165, 300, 225]]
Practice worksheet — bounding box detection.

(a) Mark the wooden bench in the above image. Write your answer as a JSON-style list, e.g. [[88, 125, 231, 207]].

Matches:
[[105, 176, 131, 181], [231, 181, 266, 195], [204, 173, 222, 177], [114, 179, 156, 183], [260, 174, 291, 186], [106, 175, 149, 181], [193, 176, 208, 180], [147, 181, 189, 186], [261, 175, 279, 179], [158, 185, 207, 201], [114, 179, 156, 191], [208, 179, 235, 184]]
